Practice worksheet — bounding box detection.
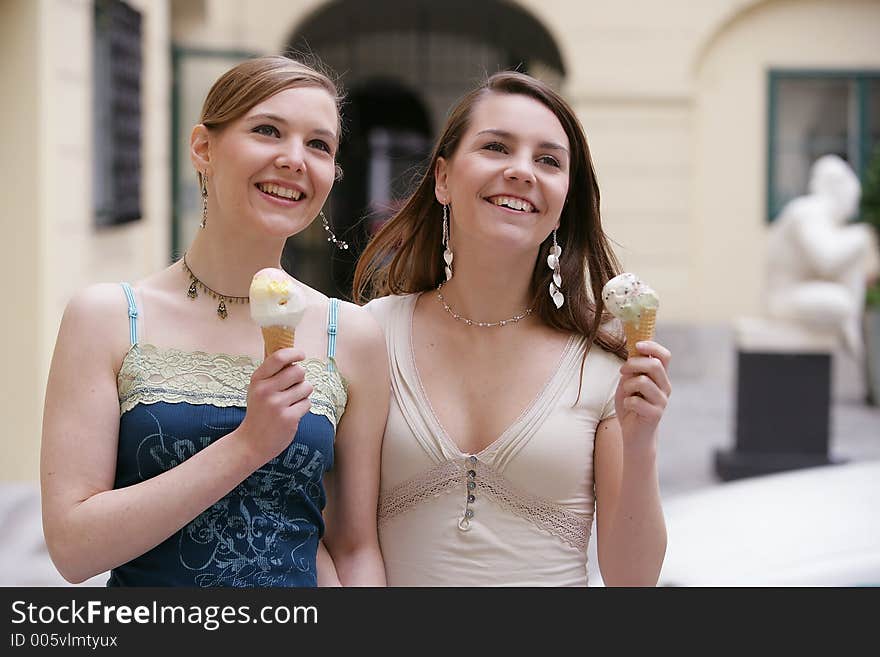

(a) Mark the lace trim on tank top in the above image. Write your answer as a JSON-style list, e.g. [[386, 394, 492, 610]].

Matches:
[[117, 343, 348, 428], [378, 458, 592, 552]]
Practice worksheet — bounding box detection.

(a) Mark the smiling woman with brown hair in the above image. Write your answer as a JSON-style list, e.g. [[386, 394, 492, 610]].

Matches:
[[354, 71, 672, 586]]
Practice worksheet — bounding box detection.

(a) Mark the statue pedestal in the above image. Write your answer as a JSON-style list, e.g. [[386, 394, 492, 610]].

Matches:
[[714, 318, 841, 481]]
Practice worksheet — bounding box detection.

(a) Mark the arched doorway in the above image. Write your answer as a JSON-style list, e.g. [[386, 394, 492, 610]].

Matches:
[[326, 80, 432, 297], [282, 0, 565, 299]]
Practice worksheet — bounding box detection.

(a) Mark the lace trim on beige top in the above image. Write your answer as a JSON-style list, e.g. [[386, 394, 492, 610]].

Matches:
[[378, 458, 592, 552], [117, 343, 348, 428]]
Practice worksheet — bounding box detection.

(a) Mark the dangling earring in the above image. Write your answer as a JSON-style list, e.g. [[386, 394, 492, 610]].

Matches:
[[320, 210, 349, 250], [548, 229, 564, 309], [199, 174, 208, 229], [442, 204, 453, 281]]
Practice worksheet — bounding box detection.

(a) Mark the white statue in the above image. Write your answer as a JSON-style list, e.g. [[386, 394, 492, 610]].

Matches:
[[765, 154, 880, 359]]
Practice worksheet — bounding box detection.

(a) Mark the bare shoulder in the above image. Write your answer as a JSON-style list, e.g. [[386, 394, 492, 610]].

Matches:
[[295, 281, 331, 306], [329, 300, 387, 385], [63, 282, 129, 331], [59, 283, 132, 368]]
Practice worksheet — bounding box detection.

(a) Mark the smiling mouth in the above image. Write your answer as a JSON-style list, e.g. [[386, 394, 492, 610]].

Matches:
[[256, 183, 304, 201], [485, 195, 536, 213]]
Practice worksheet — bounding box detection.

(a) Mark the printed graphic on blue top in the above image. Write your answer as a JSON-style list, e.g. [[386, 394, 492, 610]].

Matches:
[[110, 402, 334, 587]]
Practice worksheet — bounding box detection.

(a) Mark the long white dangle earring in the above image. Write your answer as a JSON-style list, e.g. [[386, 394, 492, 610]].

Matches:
[[442, 204, 453, 281], [548, 229, 564, 309]]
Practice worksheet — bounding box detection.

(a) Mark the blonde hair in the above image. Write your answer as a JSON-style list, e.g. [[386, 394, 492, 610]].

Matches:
[[197, 55, 342, 185], [200, 55, 340, 129]]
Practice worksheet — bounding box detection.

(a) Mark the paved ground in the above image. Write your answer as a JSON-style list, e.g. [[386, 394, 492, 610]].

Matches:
[[655, 324, 880, 496], [2, 324, 878, 586]]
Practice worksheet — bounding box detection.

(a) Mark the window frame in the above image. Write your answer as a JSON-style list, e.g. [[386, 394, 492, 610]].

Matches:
[[93, 0, 143, 227], [170, 47, 257, 256], [767, 68, 879, 222]]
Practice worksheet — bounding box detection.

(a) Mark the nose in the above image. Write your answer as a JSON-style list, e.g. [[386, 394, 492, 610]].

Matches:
[[504, 155, 536, 184], [275, 140, 306, 172]]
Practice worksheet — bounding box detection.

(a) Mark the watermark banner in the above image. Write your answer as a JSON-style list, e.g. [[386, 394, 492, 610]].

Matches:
[[2, 588, 334, 651]]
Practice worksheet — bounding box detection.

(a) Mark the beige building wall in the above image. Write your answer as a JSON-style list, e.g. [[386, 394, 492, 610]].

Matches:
[[1, 0, 42, 483], [2, 0, 170, 482], [168, 0, 788, 323], [522, 0, 773, 323], [693, 0, 880, 321], [5, 0, 877, 480]]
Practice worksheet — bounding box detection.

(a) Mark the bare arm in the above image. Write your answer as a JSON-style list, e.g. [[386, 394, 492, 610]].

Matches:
[[40, 285, 313, 583], [316, 541, 341, 587], [594, 341, 671, 586], [321, 303, 388, 586]]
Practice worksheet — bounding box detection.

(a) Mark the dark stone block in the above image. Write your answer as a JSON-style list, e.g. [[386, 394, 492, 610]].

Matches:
[[714, 351, 838, 481]]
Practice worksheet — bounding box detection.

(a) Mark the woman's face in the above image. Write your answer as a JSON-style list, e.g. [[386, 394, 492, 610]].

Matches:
[[204, 86, 339, 239], [435, 92, 570, 254]]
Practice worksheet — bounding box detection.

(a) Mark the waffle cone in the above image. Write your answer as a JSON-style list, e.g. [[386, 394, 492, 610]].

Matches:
[[624, 308, 657, 358], [261, 325, 295, 357]]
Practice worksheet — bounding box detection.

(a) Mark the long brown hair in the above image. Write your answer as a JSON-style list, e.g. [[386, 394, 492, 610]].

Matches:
[[352, 71, 625, 359]]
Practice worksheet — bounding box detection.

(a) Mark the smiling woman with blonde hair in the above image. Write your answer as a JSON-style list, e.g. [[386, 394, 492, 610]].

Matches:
[[41, 56, 387, 587]]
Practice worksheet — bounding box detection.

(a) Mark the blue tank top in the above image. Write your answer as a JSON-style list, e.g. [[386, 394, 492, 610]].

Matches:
[[107, 283, 347, 587]]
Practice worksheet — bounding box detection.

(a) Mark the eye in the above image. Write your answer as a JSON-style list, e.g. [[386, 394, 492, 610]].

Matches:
[[308, 139, 333, 154], [482, 141, 507, 153], [253, 124, 280, 138], [537, 154, 561, 168]]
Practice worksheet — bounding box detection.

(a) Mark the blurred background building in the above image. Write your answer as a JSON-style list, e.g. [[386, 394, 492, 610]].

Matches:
[[2, 0, 879, 487]]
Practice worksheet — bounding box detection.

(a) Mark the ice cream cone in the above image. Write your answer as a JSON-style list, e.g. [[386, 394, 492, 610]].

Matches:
[[624, 308, 657, 358], [261, 325, 295, 357], [250, 267, 306, 357]]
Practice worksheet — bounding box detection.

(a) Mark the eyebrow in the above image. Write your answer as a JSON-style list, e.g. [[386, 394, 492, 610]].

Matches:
[[247, 113, 338, 142], [475, 129, 569, 154]]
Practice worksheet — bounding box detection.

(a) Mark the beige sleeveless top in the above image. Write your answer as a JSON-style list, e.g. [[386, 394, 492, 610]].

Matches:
[[365, 294, 622, 586]]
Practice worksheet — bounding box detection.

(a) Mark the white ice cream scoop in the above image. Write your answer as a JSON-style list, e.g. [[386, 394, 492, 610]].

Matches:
[[601, 272, 659, 325], [602, 273, 660, 357], [249, 268, 307, 329]]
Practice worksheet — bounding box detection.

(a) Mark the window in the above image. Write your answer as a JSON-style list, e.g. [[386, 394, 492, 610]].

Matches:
[[768, 71, 880, 221], [93, 0, 143, 226]]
